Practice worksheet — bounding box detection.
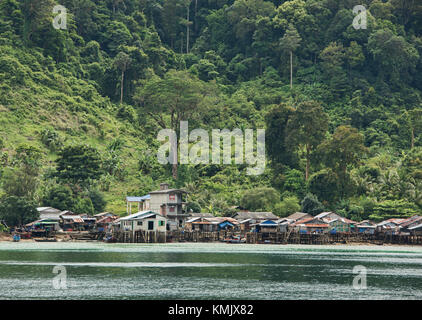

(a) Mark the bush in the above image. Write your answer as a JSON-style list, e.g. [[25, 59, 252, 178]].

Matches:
[[301, 193, 325, 216], [40, 128, 64, 151], [88, 189, 107, 213], [273, 196, 301, 217], [0, 196, 38, 227], [240, 187, 280, 211]]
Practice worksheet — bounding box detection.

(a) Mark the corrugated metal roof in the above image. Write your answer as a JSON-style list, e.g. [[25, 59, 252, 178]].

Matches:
[[408, 223, 422, 230], [234, 212, 278, 220], [119, 210, 161, 221], [61, 215, 84, 223], [400, 216, 422, 228], [286, 212, 311, 221], [259, 220, 278, 226], [126, 195, 150, 202], [304, 224, 329, 228], [149, 189, 187, 194]]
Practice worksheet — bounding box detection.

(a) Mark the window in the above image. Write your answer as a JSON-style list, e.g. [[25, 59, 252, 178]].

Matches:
[[148, 221, 154, 230], [169, 194, 175, 201], [137, 221, 143, 226], [169, 206, 175, 213], [159, 221, 165, 227]]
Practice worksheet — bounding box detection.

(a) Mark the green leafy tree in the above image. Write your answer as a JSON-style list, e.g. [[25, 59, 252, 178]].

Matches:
[[240, 187, 280, 212], [73, 197, 95, 215], [135, 70, 213, 179], [114, 52, 132, 105], [87, 189, 107, 213], [2, 144, 42, 198], [301, 193, 324, 216], [55, 145, 103, 188], [265, 103, 296, 168], [279, 24, 301, 89], [286, 101, 329, 181], [308, 169, 340, 204], [368, 29, 419, 83], [318, 125, 367, 198], [273, 196, 300, 217], [42, 185, 75, 211], [0, 196, 38, 226]]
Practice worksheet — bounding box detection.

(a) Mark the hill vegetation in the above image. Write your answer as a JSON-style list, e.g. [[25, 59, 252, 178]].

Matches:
[[0, 0, 422, 225]]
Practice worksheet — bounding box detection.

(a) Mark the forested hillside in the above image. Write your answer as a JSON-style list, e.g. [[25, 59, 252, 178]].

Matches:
[[0, 0, 422, 225]]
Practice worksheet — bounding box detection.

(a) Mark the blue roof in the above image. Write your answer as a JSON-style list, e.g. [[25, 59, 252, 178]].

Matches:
[[259, 220, 278, 226], [126, 195, 150, 202], [219, 221, 234, 227]]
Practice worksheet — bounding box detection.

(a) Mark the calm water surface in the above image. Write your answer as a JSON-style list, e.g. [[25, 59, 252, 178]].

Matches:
[[0, 242, 421, 300]]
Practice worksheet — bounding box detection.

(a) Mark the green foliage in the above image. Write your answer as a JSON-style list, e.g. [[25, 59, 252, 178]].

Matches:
[[0, 0, 421, 217], [186, 201, 201, 213], [273, 196, 300, 217], [55, 145, 104, 188], [240, 187, 280, 212], [369, 199, 419, 221], [40, 128, 64, 152], [301, 193, 325, 216], [42, 184, 75, 211], [0, 196, 38, 226], [308, 169, 340, 205], [72, 197, 95, 215], [87, 188, 107, 213]]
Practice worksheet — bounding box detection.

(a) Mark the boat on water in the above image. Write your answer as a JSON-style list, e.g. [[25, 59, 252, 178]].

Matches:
[[103, 234, 117, 243], [34, 238, 57, 242], [222, 236, 246, 244]]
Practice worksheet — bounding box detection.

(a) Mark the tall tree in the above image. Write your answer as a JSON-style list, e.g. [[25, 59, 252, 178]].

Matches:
[[55, 145, 103, 189], [0, 196, 38, 227], [135, 70, 212, 179], [265, 103, 296, 168], [114, 52, 132, 104], [279, 24, 301, 89], [407, 109, 422, 149], [286, 101, 329, 181], [318, 125, 367, 197], [22, 0, 54, 45]]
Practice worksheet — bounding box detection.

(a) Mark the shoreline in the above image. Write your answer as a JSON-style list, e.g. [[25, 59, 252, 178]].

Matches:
[[0, 237, 421, 247]]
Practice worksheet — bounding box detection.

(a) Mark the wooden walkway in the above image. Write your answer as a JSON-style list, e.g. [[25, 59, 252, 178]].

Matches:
[[108, 230, 422, 245]]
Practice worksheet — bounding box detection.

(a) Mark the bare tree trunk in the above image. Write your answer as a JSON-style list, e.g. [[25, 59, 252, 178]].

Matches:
[[305, 144, 310, 181], [411, 128, 415, 149], [120, 71, 124, 105], [290, 50, 293, 89], [172, 163, 178, 180], [186, 5, 190, 54]]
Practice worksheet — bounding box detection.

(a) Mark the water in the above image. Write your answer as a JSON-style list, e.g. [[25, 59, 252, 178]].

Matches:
[[0, 242, 422, 300]]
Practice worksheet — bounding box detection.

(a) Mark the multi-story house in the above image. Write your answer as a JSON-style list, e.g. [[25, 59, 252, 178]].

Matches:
[[148, 183, 189, 231]]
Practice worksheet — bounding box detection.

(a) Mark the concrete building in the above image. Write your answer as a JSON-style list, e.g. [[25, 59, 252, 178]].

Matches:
[[149, 183, 189, 231]]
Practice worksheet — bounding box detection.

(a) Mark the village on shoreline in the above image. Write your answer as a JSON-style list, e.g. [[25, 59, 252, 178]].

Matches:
[[2, 183, 422, 246]]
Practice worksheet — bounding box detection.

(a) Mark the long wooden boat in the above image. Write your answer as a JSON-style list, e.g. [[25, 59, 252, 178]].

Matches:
[[223, 236, 246, 244], [34, 238, 57, 242]]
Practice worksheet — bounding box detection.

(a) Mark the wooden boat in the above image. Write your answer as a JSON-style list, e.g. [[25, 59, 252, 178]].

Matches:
[[34, 238, 57, 242], [223, 236, 246, 244], [103, 235, 117, 243]]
